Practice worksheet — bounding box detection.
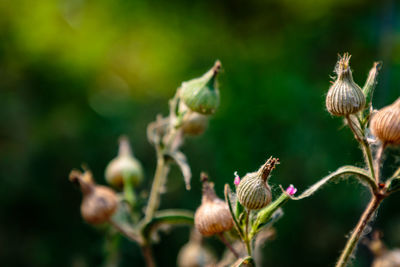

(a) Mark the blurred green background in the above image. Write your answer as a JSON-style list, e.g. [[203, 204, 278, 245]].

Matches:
[[1, 0, 400, 266]]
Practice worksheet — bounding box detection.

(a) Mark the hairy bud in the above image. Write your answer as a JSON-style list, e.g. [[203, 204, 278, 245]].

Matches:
[[370, 98, 400, 145]]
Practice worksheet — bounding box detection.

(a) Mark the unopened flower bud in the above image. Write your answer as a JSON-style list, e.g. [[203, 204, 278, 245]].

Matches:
[[370, 98, 400, 145], [234, 172, 240, 186], [69, 169, 118, 224], [326, 53, 365, 116], [180, 61, 221, 115], [194, 173, 233, 236], [105, 136, 144, 188], [286, 184, 297, 196], [237, 157, 279, 210]]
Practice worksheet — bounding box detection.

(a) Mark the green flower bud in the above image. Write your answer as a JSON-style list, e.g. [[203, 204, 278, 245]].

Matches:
[[180, 61, 221, 115], [237, 157, 279, 210], [326, 53, 365, 116], [105, 136, 144, 188]]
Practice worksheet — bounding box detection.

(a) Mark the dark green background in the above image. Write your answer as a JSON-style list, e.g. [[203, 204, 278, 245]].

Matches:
[[1, 0, 400, 266]]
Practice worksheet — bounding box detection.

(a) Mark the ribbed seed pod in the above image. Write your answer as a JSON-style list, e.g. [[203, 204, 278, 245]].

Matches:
[[180, 61, 221, 115], [237, 157, 278, 210], [177, 230, 216, 267], [372, 250, 400, 267], [194, 173, 233, 236], [105, 136, 144, 188], [370, 98, 400, 145], [70, 170, 118, 224], [326, 53, 366, 116]]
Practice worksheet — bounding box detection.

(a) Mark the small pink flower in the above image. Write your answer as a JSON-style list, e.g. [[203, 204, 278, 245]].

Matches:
[[286, 184, 297, 196], [234, 171, 240, 186]]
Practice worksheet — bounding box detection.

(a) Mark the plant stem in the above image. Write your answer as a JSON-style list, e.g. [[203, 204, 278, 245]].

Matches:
[[141, 245, 156, 267], [374, 142, 387, 183], [346, 116, 376, 180], [336, 195, 383, 267], [109, 219, 142, 244], [244, 209, 252, 256], [217, 232, 240, 259], [145, 154, 169, 221]]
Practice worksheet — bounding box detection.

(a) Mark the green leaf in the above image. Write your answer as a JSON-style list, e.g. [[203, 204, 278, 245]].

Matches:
[[386, 167, 400, 194], [362, 62, 381, 107], [224, 184, 245, 239], [232, 256, 255, 267], [140, 209, 194, 241], [250, 193, 288, 239], [165, 151, 192, 190], [292, 165, 377, 200]]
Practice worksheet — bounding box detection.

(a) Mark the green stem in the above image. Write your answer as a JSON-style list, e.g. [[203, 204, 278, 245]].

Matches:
[[374, 142, 386, 183], [244, 209, 252, 256], [123, 172, 136, 208], [145, 154, 170, 221], [336, 195, 383, 267], [346, 116, 376, 181]]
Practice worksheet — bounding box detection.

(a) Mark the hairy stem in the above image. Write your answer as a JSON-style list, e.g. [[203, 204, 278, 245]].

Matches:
[[346, 116, 376, 180], [217, 232, 240, 259], [145, 154, 169, 221], [336, 195, 383, 267], [374, 143, 387, 183]]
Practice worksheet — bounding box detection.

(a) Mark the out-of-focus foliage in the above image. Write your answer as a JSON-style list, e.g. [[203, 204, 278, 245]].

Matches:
[[1, 0, 400, 266]]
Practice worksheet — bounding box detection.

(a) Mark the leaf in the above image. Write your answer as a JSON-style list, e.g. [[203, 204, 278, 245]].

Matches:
[[291, 165, 377, 200], [232, 256, 255, 267], [363, 62, 381, 107], [386, 167, 400, 194], [166, 151, 192, 190], [224, 184, 245, 239], [140, 209, 194, 241], [250, 193, 288, 239]]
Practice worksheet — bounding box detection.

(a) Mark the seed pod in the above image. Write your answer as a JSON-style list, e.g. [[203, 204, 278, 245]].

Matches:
[[194, 173, 233, 236], [370, 98, 400, 145], [181, 112, 209, 136], [105, 136, 144, 188], [326, 53, 366, 116], [70, 170, 118, 224], [237, 157, 278, 210], [180, 61, 221, 115], [177, 230, 216, 267]]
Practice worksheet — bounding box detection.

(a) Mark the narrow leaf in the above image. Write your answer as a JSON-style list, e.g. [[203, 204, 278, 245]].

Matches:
[[140, 209, 194, 241], [363, 62, 381, 107], [166, 151, 192, 190], [224, 184, 245, 239], [291, 165, 377, 200]]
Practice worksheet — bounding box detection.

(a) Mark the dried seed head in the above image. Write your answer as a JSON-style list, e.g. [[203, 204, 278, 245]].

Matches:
[[237, 157, 278, 210], [181, 111, 209, 136], [370, 98, 400, 145], [326, 53, 366, 116], [180, 61, 221, 115], [194, 173, 233, 236], [177, 230, 216, 267], [70, 169, 118, 224], [105, 136, 144, 188]]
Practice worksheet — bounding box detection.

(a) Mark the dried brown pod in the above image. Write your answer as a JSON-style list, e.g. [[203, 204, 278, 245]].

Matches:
[[181, 112, 209, 136], [177, 230, 216, 267], [326, 53, 365, 116], [370, 98, 400, 145], [237, 157, 278, 210], [194, 173, 233, 236], [105, 136, 143, 188], [70, 169, 118, 224]]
